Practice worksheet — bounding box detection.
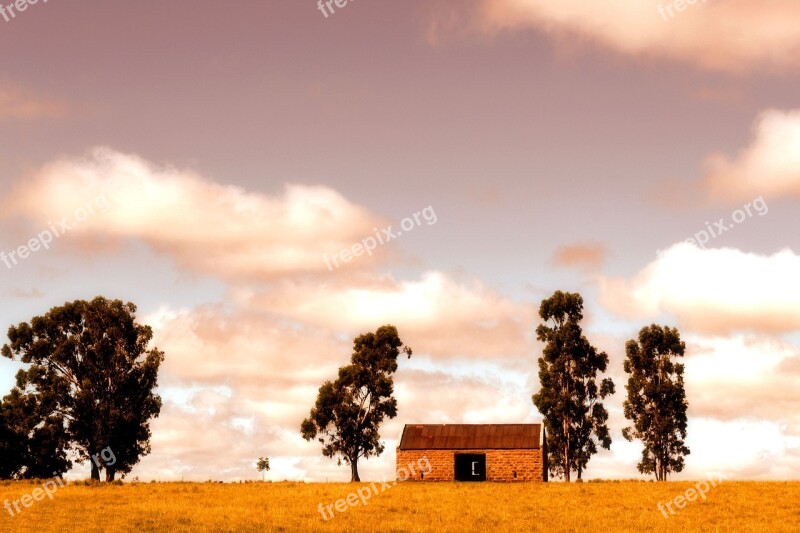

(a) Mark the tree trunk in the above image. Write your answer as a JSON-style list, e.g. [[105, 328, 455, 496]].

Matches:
[[350, 458, 360, 482], [90, 459, 100, 481], [562, 378, 572, 482], [105, 468, 116, 482]]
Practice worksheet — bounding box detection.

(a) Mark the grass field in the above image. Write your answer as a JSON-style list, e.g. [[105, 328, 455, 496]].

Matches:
[[0, 480, 797, 532]]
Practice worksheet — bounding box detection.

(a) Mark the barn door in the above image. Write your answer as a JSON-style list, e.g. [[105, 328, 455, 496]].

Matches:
[[454, 453, 486, 481]]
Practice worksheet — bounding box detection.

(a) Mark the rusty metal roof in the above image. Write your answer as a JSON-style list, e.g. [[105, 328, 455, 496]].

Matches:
[[398, 424, 541, 450]]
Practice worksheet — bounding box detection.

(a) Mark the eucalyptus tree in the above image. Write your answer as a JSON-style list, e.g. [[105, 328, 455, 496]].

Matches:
[[622, 324, 690, 481], [302, 325, 411, 482], [532, 291, 615, 482]]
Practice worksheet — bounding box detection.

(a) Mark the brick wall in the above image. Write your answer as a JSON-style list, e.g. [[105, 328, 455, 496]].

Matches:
[[396, 449, 544, 482]]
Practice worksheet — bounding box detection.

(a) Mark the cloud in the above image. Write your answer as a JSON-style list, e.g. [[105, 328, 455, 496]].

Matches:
[[146, 305, 348, 390], [599, 243, 800, 335], [235, 271, 537, 360], [0, 87, 70, 120], [438, 0, 800, 72], [690, 86, 746, 105], [684, 335, 800, 435], [4, 288, 43, 299], [1, 148, 386, 281], [684, 418, 800, 480], [126, 394, 313, 482], [2, 148, 536, 362], [704, 109, 800, 201], [551, 242, 608, 272]]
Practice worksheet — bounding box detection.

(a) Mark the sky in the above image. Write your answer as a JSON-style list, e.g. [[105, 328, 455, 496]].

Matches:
[[0, 0, 799, 482]]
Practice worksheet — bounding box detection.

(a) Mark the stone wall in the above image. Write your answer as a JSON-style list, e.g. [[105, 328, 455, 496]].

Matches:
[[396, 449, 544, 482]]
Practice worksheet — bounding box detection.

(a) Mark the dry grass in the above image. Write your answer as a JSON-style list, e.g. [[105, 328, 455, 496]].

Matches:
[[0, 479, 797, 532]]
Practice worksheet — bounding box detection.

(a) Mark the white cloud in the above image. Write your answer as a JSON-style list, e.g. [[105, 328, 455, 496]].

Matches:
[[442, 0, 800, 72], [236, 271, 536, 360], [684, 335, 800, 435], [684, 419, 800, 480], [705, 109, 800, 201], [599, 244, 800, 334], [1, 148, 385, 281]]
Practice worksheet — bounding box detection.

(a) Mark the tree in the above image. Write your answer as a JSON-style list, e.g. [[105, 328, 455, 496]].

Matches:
[[0, 388, 71, 479], [622, 324, 690, 481], [532, 291, 615, 482], [0, 399, 25, 479], [301, 325, 411, 482], [2, 297, 165, 481], [257, 457, 270, 481]]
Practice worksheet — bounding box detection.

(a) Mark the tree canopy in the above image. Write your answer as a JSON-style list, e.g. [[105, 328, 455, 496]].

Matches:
[[256, 457, 270, 480]]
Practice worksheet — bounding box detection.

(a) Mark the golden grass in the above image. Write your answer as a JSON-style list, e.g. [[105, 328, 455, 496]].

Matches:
[[0, 479, 797, 532]]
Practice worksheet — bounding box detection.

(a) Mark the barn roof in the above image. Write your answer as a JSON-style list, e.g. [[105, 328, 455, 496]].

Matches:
[[398, 424, 542, 450]]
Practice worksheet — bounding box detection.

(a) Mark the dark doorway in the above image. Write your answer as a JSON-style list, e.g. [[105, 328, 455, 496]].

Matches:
[[454, 453, 486, 481]]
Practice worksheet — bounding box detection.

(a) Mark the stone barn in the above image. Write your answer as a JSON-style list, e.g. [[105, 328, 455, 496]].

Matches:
[[396, 424, 548, 482]]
